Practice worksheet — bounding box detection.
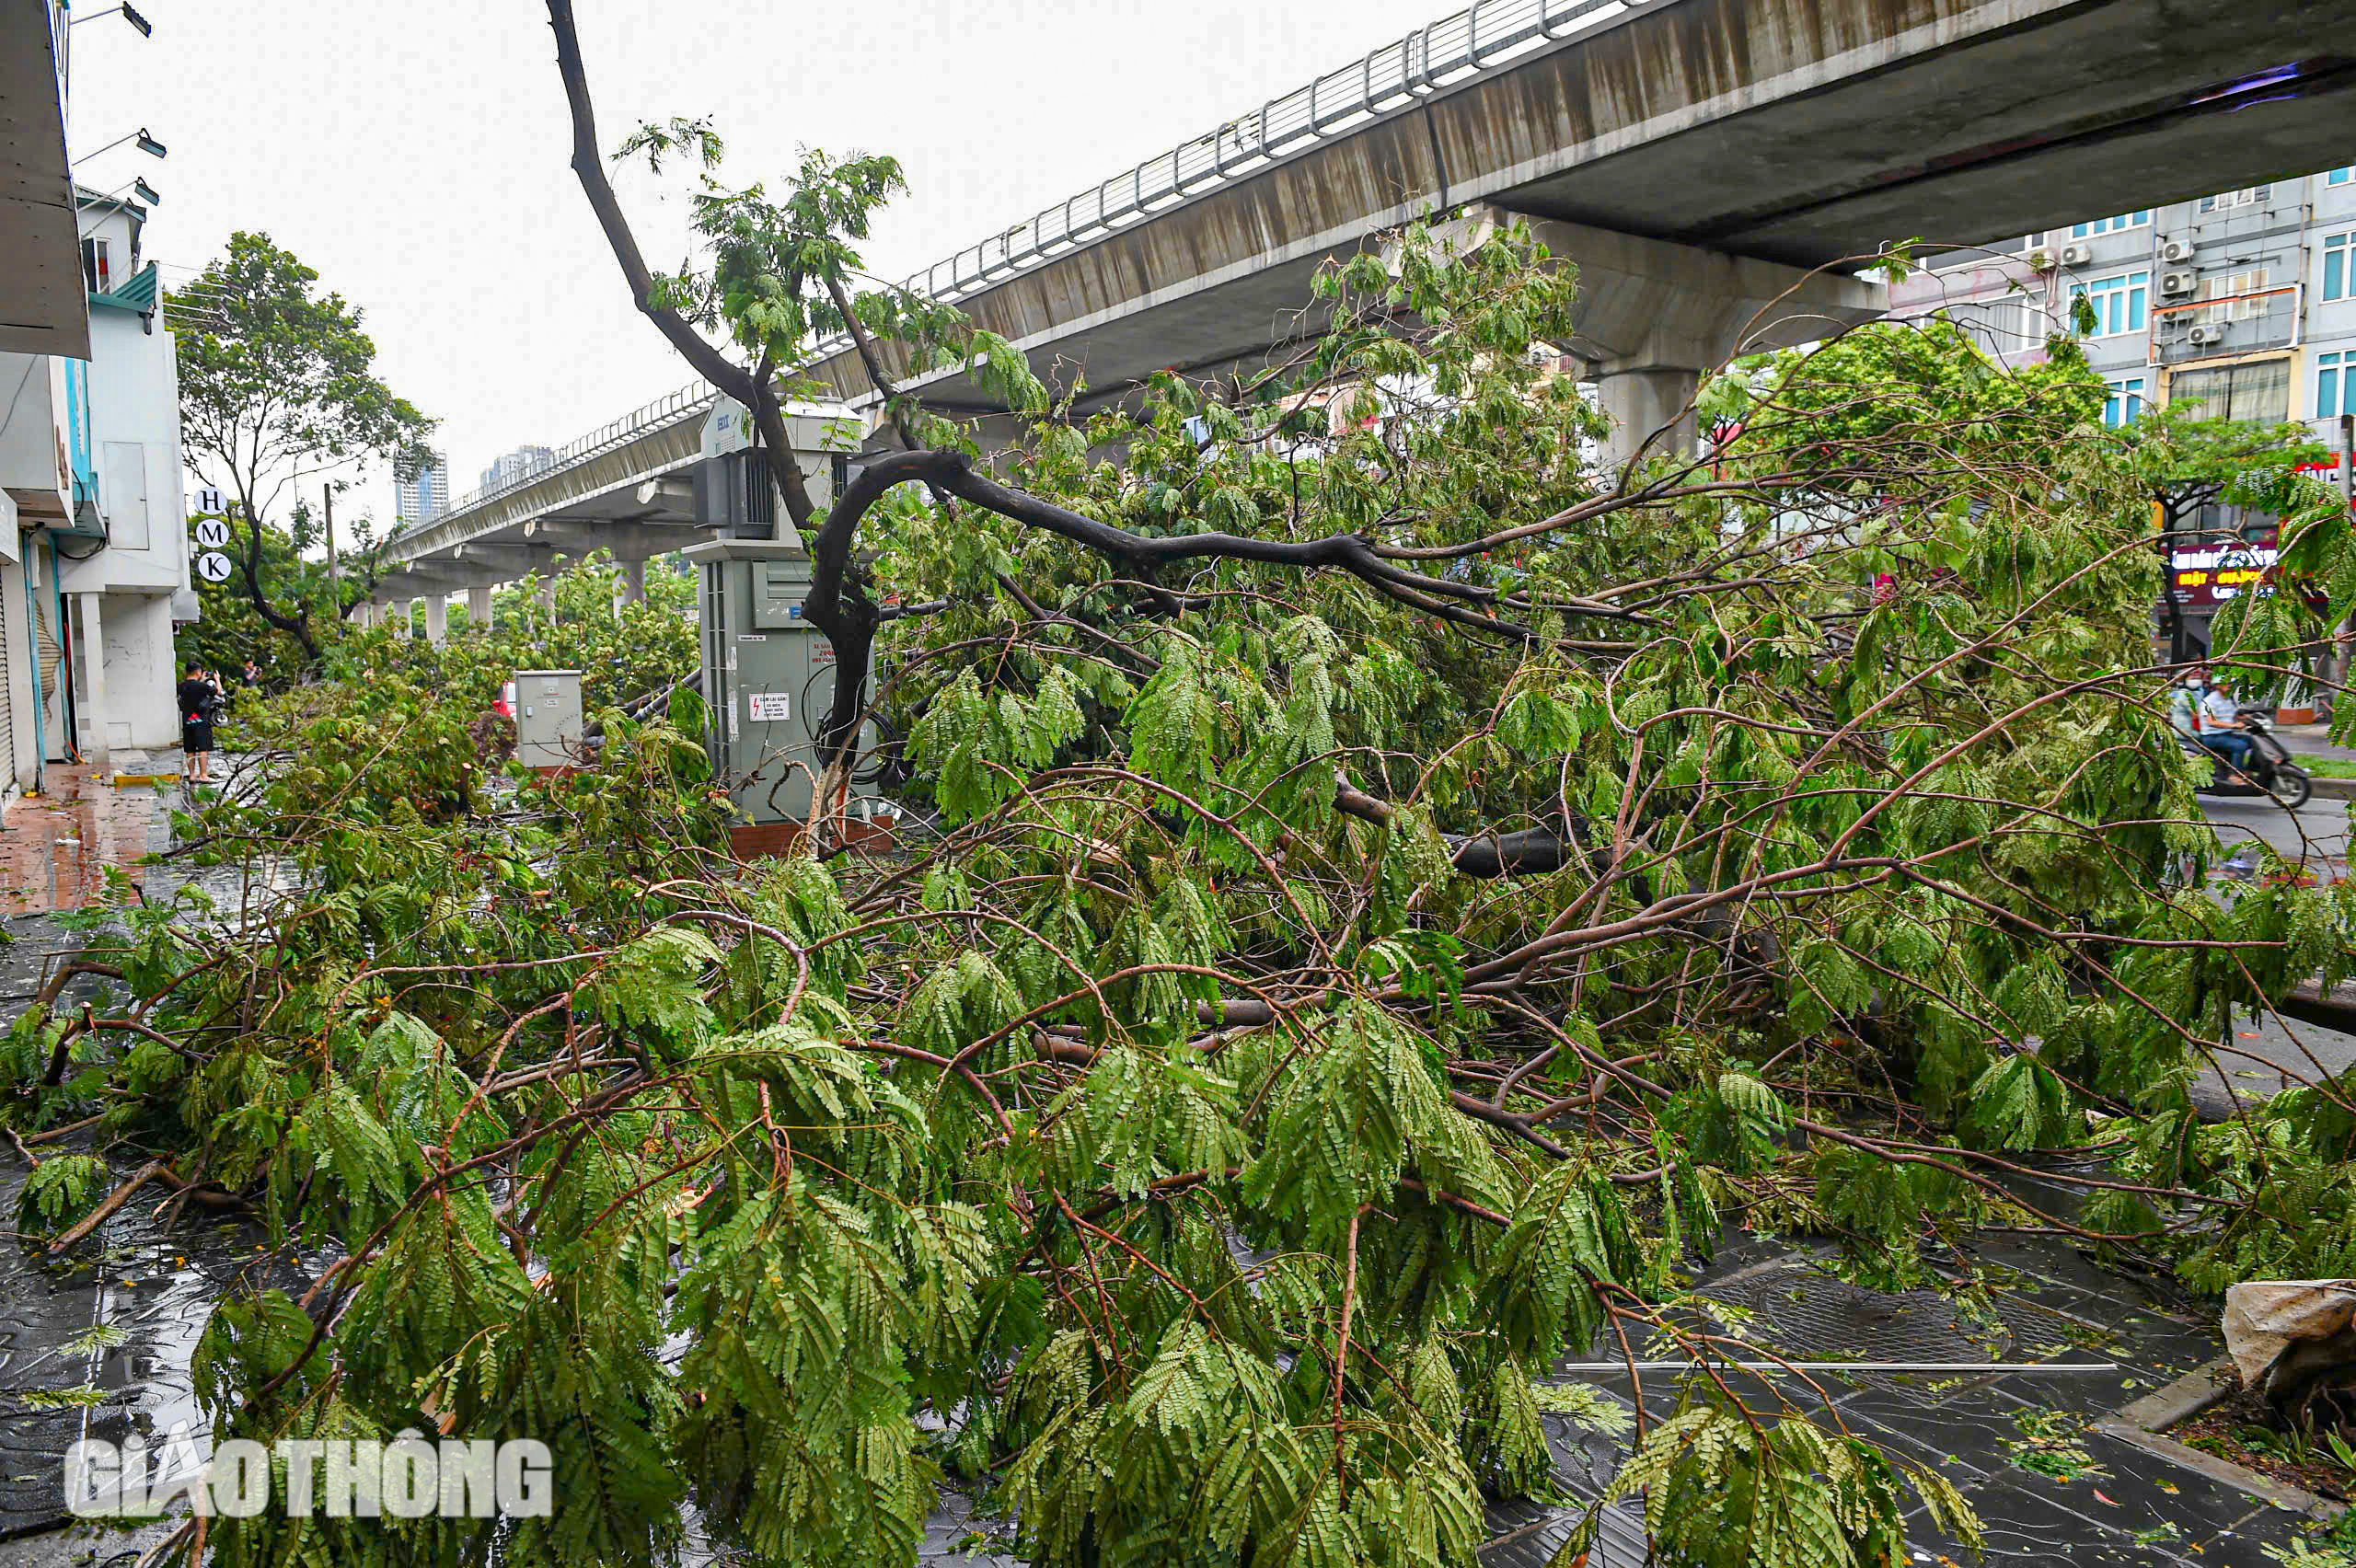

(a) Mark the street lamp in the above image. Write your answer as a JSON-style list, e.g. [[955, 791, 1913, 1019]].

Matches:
[[69, 4, 154, 36], [72, 128, 167, 164], [75, 175, 161, 211]]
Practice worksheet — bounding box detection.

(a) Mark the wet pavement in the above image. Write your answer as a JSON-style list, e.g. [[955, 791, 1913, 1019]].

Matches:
[[2277, 722, 2356, 766], [2205, 793, 2352, 880], [1480, 1221, 2338, 1566], [0, 766, 172, 918]]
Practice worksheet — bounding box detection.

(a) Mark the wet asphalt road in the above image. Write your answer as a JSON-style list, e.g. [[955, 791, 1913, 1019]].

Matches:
[[2201, 792, 2352, 876], [2192, 794, 2356, 1114]]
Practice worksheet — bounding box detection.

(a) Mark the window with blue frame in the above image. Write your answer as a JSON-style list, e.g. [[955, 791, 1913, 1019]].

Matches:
[[2073, 212, 2151, 237], [2102, 375, 2147, 428], [2322, 352, 2349, 421], [2073, 271, 2148, 337], [2200, 186, 2273, 212], [2327, 232, 2351, 303]]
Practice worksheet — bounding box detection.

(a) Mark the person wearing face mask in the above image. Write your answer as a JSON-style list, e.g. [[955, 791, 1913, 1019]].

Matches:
[[2179, 664, 2257, 776]]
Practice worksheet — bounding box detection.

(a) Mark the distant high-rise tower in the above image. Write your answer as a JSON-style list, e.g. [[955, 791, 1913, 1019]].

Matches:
[[480, 444, 557, 493], [396, 453, 450, 524]]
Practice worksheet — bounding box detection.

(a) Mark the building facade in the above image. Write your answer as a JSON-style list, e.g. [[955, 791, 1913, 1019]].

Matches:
[[1890, 162, 2356, 656], [479, 445, 555, 494], [55, 191, 196, 762], [1, 11, 195, 806], [395, 454, 450, 525]]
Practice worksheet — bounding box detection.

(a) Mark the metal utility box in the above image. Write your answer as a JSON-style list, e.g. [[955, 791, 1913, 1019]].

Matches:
[[514, 669, 583, 771], [694, 398, 859, 539], [687, 539, 884, 833]]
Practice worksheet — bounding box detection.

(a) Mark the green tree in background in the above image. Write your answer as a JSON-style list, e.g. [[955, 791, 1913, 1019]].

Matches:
[[2119, 401, 2328, 663], [173, 232, 436, 660], [175, 498, 403, 680], [301, 551, 699, 721]]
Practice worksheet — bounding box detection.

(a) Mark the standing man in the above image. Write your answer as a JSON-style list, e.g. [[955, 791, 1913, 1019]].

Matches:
[[178, 663, 222, 786]]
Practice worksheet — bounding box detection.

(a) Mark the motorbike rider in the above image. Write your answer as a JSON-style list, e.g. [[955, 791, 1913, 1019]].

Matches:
[[2176, 664, 2258, 775]]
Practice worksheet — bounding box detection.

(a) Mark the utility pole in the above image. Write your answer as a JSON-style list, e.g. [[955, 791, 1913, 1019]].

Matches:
[[2342, 414, 2353, 515], [324, 485, 340, 618]]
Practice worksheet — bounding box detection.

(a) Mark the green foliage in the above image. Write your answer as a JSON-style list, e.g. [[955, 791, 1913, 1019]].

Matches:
[[1566, 1403, 1975, 1568], [26, 170, 2356, 1568], [17, 1153, 108, 1232]]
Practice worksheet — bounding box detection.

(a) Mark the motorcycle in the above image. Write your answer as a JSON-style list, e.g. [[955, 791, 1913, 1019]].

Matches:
[[2188, 705, 2313, 810]]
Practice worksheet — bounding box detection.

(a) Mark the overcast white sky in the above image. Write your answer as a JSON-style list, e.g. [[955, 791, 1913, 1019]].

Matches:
[[64, 0, 1459, 525]]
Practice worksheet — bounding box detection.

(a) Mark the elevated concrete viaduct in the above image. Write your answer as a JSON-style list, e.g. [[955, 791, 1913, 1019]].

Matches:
[[378, 0, 2356, 620], [798, 0, 2356, 436]]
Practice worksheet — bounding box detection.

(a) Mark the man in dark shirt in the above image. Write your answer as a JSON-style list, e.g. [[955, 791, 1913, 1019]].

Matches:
[[177, 663, 221, 784]]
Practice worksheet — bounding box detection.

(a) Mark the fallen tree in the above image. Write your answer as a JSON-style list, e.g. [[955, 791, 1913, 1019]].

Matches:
[[6, 15, 2356, 1566]]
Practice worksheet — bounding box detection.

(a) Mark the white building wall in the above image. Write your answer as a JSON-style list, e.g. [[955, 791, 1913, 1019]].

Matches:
[[92, 592, 176, 750], [76, 283, 188, 594], [53, 213, 191, 755]]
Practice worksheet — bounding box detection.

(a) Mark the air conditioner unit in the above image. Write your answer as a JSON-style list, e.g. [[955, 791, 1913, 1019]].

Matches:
[[2187, 323, 2228, 346], [2161, 238, 2197, 264], [2026, 249, 2055, 273], [2059, 242, 2095, 267], [2160, 270, 2199, 296]]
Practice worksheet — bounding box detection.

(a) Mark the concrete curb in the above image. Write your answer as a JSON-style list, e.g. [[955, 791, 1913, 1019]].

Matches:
[[2306, 775, 2356, 801], [2096, 1355, 2349, 1520]]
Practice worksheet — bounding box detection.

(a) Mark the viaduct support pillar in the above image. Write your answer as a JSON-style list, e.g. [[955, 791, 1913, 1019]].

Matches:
[[468, 585, 493, 630], [1594, 363, 1704, 471], [424, 594, 448, 646], [389, 600, 410, 639], [1425, 208, 1885, 474], [620, 557, 647, 606]]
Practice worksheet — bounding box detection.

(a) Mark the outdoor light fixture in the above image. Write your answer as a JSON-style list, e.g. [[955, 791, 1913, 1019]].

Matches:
[[69, 4, 154, 35], [75, 175, 159, 212], [72, 127, 167, 164]]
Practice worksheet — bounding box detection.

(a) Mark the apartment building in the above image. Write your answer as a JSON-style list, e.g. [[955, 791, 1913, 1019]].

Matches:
[[1890, 163, 2356, 655], [396, 453, 451, 525], [1, 6, 195, 806], [479, 445, 555, 495]]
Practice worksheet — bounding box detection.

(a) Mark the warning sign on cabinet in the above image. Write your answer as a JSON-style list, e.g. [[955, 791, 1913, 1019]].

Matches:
[[746, 692, 792, 722]]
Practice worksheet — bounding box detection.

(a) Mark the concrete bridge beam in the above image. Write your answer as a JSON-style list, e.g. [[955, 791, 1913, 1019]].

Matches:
[[524, 518, 641, 555], [453, 542, 552, 577]]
